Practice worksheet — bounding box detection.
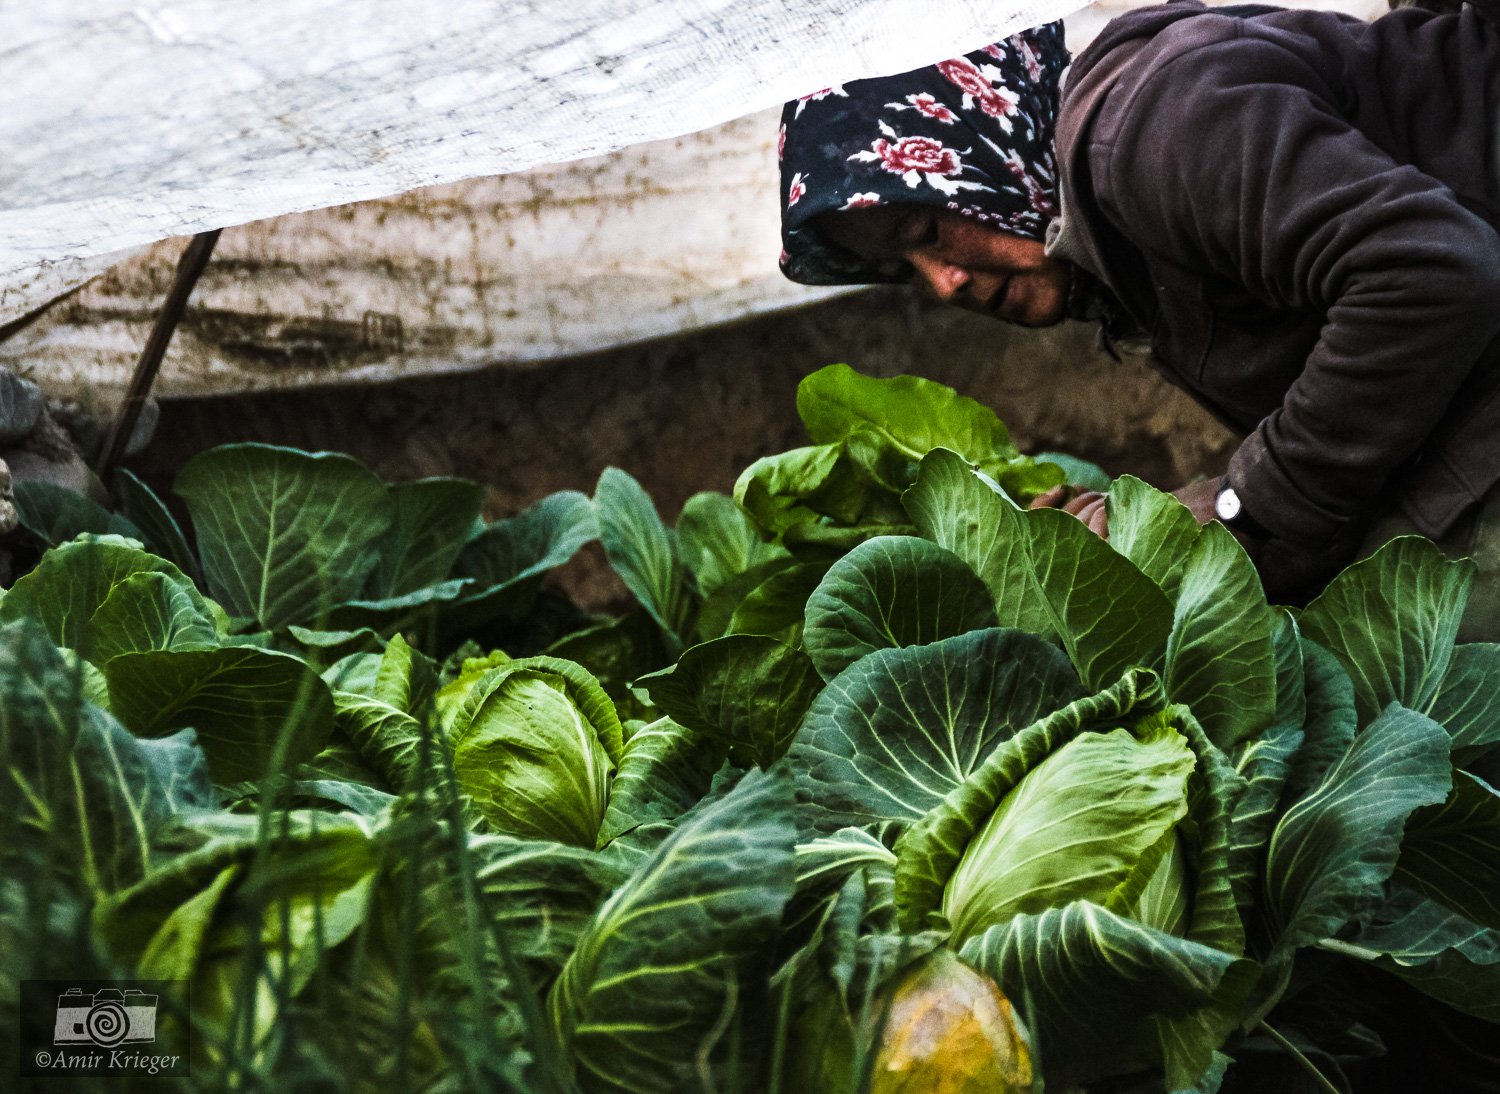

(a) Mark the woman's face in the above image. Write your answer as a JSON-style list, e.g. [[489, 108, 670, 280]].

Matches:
[[816, 205, 1071, 328]]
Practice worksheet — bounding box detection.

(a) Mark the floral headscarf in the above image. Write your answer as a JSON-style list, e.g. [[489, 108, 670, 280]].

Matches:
[[778, 23, 1069, 286]]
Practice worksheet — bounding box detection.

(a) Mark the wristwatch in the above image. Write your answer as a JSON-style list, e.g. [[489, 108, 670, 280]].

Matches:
[[1213, 478, 1270, 540]]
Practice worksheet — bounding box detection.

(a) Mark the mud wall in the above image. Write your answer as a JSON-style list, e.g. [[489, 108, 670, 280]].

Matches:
[[132, 287, 1236, 605]]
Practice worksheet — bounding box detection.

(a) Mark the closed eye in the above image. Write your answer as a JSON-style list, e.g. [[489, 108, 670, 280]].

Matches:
[[898, 210, 939, 251]]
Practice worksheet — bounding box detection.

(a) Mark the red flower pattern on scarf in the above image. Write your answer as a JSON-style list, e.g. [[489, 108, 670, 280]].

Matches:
[[778, 22, 1067, 284], [936, 57, 1016, 119], [872, 136, 960, 176], [908, 94, 956, 123]]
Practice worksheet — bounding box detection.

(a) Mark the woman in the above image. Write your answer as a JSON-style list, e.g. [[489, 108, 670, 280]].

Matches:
[[777, 3, 1500, 628]]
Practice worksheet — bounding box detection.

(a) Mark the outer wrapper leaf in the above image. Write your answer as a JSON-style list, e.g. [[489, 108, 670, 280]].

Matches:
[[1396, 770, 1500, 930], [1424, 643, 1500, 763], [1298, 537, 1474, 726], [176, 443, 394, 630], [0, 534, 219, 662], [789, 829, 900, 944], [1106, 475, 1200, 601], [1229, 724, 1302, 924], [367, 476, 485, 598], [725, 560, 829, 639], [676, 490, 788, 599], [468, 833, 634, 985], [326, 637, 440, 794], [791, 628, 1084, 837], [547, 765, 797, 1093], [329, 586, 481, 643], [11, 480, 141, 547], [798, 364, 1013, 459], [595, 467, 693, 650], [1, 620, 213, 895], [116, 468, 201, 583], [597, 717, 725, 848], [1282, 638, 1359, 803], [85, 571, 220, 662], [1254, 704, 1454, 1025], [796, 364, 1055, 500], [1353, 887, 1500, 1021], [959, 902, 1240, 1088], [803, 535, 998, 681], [1164, 522, 1277, 751], [734, 443, 862, 536], [104, 645, 335, 783], [1153, 716, 1252, 1090], [1228, 612, 1306, 915], [332, 693, 428, 795], [636, 634, 820, 768], [776, 834, 908, 1030], [449, 489, 598, 628], [1265, 703, 1453, 955], [1023, 507, 1173, 691], [97, 812, 379, 1060], [544, 609, 670, 712], [903, 447, 1054, 638]]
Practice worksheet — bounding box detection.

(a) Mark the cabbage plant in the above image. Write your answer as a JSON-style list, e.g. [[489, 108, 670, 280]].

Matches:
[[794, 653, 1245, 1089], [11, 366, 1500, 1093], [895, 673, 1245, 1089], [440, 654, 723, 851]]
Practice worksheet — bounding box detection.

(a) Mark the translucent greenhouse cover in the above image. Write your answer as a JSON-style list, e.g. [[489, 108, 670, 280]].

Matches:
[[0, 0, 1089, 326]]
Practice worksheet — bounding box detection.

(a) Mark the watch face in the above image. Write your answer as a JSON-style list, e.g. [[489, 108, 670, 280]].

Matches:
[[1215, 487, 1242, 522]]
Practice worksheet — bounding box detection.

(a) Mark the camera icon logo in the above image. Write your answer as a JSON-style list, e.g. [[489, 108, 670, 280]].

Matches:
[[53, 988, 159, 1048]]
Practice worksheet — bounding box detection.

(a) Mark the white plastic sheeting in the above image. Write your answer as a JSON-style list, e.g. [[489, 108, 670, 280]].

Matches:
[[2, 110, 848, 398], [0, 0, 1089, 324]]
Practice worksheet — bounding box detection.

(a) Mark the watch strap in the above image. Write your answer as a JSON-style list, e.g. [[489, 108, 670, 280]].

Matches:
[[1216, 477, 1271, 541]]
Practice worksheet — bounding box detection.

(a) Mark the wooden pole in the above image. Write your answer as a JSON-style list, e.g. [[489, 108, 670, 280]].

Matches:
[[96, 228, 221, 483]]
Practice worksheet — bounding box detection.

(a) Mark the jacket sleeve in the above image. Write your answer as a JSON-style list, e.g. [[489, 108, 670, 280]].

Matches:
[[1092, 27, 1500, 546]]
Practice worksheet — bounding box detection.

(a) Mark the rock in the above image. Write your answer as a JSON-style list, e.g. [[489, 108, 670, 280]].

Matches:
[[123, 398, 160, 457], [0, 405, 107, 505], [0, 456, 16, 536], [1, 446, 104, 506], [45, 395, 161, 463], [0, 368, 43, 444]]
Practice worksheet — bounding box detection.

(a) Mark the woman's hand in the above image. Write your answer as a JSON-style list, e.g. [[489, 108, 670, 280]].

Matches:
[[1170, 478, 1219, 525], [1029, 478, 1256, 550], [1028, 484, 1110, 537], [1172, 478, 1267, 554]]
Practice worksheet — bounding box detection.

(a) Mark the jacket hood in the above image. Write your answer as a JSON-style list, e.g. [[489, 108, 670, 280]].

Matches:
[[1069, 1, 1281, 84]]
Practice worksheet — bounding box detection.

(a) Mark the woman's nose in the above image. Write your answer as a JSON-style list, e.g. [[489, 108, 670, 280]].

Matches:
[[908, 252, 970, 303]]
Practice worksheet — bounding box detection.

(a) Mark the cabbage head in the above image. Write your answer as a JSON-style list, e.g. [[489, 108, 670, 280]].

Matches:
[[939, 717, 1194, 946], [892, 669, 1246, 1089], [443, 654, 723, 851], [446, 656, 624, 847]]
